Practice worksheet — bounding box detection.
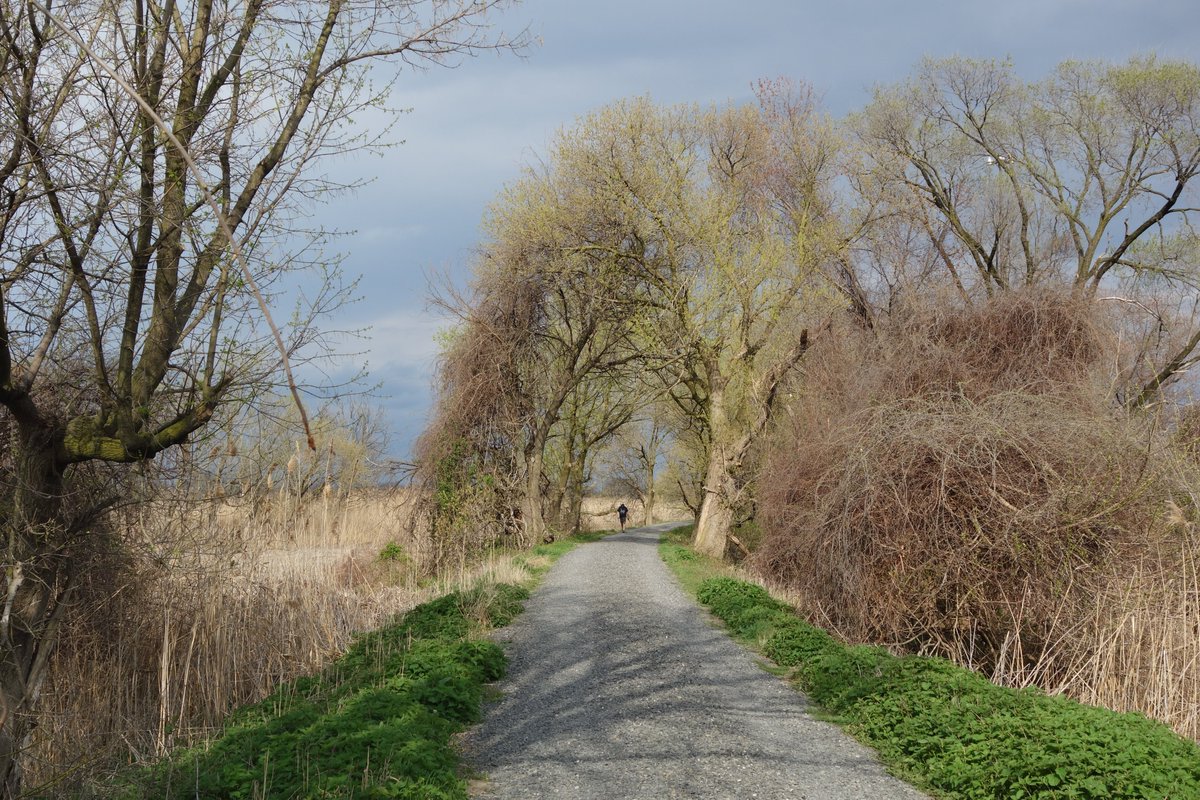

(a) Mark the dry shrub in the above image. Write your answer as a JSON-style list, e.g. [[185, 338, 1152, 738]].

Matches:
[[759, 391, 1169, 649], [755, 289, 1200, 738]]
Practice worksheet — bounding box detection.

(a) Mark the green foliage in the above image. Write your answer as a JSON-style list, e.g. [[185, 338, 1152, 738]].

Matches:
[[762, 618, 838, 667], [102, 527, 617, 800], [125, 585, 527, 799], [662, 524, 694, 546], [686, 573, 1200, 800], [460, 582, 531, 629], [377, 541, 407, 562], [663, 544, 698, 562], [695, 577, 789, 638], [658, 526, 733, 597], [520, 531, 610, 565], [433, 439, 471, 523]]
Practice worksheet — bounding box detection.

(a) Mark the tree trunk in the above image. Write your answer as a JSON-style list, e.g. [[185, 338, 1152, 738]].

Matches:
[[644, 442, 657, 526], [693, 446, 735, 558], [569, 487, 584, 535], [1, 420, 72, 798], [693, 363, 734, 557], [546, 461, 569, 531], [522, 448, 547, 544]]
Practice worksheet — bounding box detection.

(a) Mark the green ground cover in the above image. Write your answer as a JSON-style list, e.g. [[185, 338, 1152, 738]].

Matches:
[[660, 529, 1200, 800]]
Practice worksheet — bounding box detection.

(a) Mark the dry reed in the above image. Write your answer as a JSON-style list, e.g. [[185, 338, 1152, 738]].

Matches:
[[23, 487, 525, 796]]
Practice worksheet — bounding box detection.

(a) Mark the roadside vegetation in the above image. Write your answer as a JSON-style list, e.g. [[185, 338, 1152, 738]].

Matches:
[[27, 486, 469, 795], [419, 55, 1200, 753], [122, 584, 525, 800], [661, 529, 1200, 800], [0, 1, 526, 795], [98, 531, 607, 799], [6, 8, 1200, 793], [755, 292, 1200, 742]]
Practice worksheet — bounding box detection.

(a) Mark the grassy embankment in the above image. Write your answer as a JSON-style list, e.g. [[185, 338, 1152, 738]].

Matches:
[[100, 530, 609, 799], [660, 526, 1200, 800]]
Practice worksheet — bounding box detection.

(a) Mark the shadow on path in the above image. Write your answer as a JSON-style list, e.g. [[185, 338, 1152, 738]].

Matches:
[[460, 523, 928, 800]]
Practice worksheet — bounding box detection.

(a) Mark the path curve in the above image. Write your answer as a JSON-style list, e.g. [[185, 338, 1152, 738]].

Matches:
[[461, 523, 929, 800]]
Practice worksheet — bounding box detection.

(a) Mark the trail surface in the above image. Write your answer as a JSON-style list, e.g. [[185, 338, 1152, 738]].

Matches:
[[461, 523, 929, 800]]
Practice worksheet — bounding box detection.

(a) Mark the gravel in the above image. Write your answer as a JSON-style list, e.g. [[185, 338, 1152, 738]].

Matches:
[[460, 523, 930, 800]]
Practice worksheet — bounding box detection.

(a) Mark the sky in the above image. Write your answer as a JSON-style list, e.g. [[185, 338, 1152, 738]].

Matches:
[[310, 0, 1200, 459]]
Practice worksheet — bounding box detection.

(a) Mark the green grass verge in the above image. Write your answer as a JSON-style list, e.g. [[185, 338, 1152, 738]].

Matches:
[[110, 531, 611, 800], [661, 531, 1200, 800], [515, 530, 609, 576]]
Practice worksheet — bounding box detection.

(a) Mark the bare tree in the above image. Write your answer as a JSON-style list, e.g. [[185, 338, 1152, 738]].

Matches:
[[852, 56, 1200, 404], [598, 416, 668, 525], [0, 0, 523, 792]]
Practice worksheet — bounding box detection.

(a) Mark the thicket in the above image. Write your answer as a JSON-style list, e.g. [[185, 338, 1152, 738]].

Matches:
[[21, 483, 501, 796], [754, 291, 1200, 739], [410, 272, 542, 561], [690, 573, 1200, 799], [114, 583, 528, 800]]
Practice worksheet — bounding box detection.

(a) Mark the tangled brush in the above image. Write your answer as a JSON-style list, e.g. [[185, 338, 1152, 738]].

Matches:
[[755, 289, 1185, 670]]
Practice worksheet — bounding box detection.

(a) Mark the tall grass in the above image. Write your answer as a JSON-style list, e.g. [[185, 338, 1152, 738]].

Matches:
[[994, 530, 1200, 741], [752, 547, 1200, 743], [23, 488, 527, 796]]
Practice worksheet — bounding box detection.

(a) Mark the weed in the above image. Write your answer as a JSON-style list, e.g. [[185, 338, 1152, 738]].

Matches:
[[378, 541, 408, 563]]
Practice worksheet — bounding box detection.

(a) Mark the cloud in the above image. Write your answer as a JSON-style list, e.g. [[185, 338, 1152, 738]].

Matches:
[[354, 309, 452, 371], [314, 307, 454, 456]]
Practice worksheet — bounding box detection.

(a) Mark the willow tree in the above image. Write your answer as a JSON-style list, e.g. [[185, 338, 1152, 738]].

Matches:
[[535, 96, 843, 556], [853, 56, 1200, 405], [0, 0, 522, 792], [422, 154, 645, 545]]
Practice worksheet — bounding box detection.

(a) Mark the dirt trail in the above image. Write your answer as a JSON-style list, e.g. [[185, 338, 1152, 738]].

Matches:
[[461, 523, 929, 800]]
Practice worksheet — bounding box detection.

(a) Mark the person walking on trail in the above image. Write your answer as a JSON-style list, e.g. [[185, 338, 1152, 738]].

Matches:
[[617, 503, 629, 532]]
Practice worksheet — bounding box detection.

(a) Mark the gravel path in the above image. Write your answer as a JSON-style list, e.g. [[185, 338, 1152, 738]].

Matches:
[[461, 523, 929, 800]]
